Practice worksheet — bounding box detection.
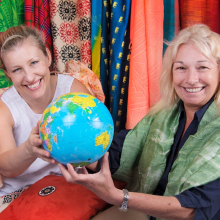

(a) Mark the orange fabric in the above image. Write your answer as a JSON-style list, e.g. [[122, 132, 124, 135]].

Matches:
[[126, 0, 163, 129], [180, 0, 220, 33]]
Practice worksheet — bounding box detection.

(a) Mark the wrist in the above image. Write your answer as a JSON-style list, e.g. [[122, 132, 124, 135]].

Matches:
[[118, 189, 129, 211], [24, 140, 36, 158], [111, 188, 125, 206]]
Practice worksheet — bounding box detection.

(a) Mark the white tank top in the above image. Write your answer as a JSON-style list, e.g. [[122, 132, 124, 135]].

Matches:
[[0, 74, 74, 196]]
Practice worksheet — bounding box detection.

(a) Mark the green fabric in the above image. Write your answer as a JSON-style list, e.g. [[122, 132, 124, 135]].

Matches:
[[0, 69, 12, 88], [0, 0, 24, 32], [0, 0, 24, 88], [113, 101, 220, 219]]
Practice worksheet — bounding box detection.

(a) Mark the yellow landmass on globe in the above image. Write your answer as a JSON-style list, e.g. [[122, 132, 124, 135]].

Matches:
[[43, 107, 49, 115], [50, 105, 60, 114], [95, 131, 110, 150], [70, 95, 96, 111], [54, 134, 57, 144]]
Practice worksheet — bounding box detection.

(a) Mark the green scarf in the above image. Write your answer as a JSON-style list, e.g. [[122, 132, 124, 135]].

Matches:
[[113, 101, 220, 219]]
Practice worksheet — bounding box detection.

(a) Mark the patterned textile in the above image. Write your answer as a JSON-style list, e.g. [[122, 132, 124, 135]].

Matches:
[[24, 0, 53, 52], [98, 0, 131, 134], [180, 0, 220, 33], [0, 186, 29, 213], [50, 0, 92, 72], [114, 101, 220, 220], [91, 0, 102, 78], [126, 0, 163, 129], [0, 0, 24, 89], [100, 0, 110, 109]]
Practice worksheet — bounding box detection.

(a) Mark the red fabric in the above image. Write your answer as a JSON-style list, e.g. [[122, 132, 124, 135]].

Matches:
[[24, 0, 53, 51], [180, 0, 220, 33], [0, 175, 126, 220]]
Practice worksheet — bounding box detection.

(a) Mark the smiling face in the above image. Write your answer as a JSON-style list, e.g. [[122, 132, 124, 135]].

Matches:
[[173, 43, 220, 112], [2, 36, 52, 102]]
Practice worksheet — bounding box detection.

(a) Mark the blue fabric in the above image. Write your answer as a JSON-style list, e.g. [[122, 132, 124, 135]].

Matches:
[[163, 0, 175, 54], [100, 0, 110, 107], [108, 0, 131, 133]]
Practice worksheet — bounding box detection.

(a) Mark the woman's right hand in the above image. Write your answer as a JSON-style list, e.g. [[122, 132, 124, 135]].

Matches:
[[26, 122, 56, 164]]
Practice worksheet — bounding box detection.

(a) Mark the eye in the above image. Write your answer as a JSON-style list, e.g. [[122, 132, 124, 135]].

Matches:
[[12, 68, 20, 73], [199, 66, 208, 70], [176, 66, 185, 70], [31, 61, 38, 65]]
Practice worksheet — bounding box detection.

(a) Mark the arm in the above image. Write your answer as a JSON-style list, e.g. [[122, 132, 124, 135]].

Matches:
[[58, 153, 195, 220], [0, 101, 56, 178], [70, 78, 91, 95]]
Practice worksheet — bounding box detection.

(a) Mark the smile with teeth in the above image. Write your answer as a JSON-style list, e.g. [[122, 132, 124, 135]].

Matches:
[[27, 80, 41, 89], [184, 87, 204, 93]]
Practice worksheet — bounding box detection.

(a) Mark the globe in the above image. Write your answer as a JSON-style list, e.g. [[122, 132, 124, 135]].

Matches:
[[39, 93, 114, 166]]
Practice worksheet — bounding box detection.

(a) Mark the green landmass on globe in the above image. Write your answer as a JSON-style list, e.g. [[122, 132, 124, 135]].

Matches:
[[39, 93, 114, 166]]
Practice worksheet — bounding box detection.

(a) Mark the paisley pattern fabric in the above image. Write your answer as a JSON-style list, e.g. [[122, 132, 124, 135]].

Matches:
[[50, 0, 92, 72], [113, 101, 220, 220], [62, 60, 105, 103]]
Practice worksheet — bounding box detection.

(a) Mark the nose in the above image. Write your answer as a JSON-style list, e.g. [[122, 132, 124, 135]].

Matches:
[[186, 68, 199, 86], [23, 68, 35, 83]]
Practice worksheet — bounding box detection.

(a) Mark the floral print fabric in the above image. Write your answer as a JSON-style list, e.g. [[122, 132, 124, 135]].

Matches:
[[50, 0, 92, 72]]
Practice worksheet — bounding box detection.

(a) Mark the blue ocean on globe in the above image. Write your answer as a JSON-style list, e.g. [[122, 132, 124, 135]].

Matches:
[[39, 93, 114, 166]]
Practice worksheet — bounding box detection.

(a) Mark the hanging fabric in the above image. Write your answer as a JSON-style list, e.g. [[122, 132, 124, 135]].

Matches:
[[98, 0, 131, 134], [163, 0, 180, 54], [49, 0, 92, 72], [180, 0, 220, 33], [0, 0, 24, 88], [100, 0, 110, 108], [24, 0, 53, 52], [126, 0, 163, 129], [91, 0, 102, 78]]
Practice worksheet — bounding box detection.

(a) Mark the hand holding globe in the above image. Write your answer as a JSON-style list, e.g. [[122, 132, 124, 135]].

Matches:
[[39, 93, 114, 167]]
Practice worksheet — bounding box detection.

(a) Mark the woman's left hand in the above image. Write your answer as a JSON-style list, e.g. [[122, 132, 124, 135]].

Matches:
[[58, 152, 123, 206]]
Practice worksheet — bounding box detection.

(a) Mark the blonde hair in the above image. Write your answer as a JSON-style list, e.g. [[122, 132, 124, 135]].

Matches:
[[150, 24, 220, 114], [0, 25, 47, 71]]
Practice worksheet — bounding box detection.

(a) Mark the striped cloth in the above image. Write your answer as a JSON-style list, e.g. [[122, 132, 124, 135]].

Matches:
[[180, 0, 220, 33]]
